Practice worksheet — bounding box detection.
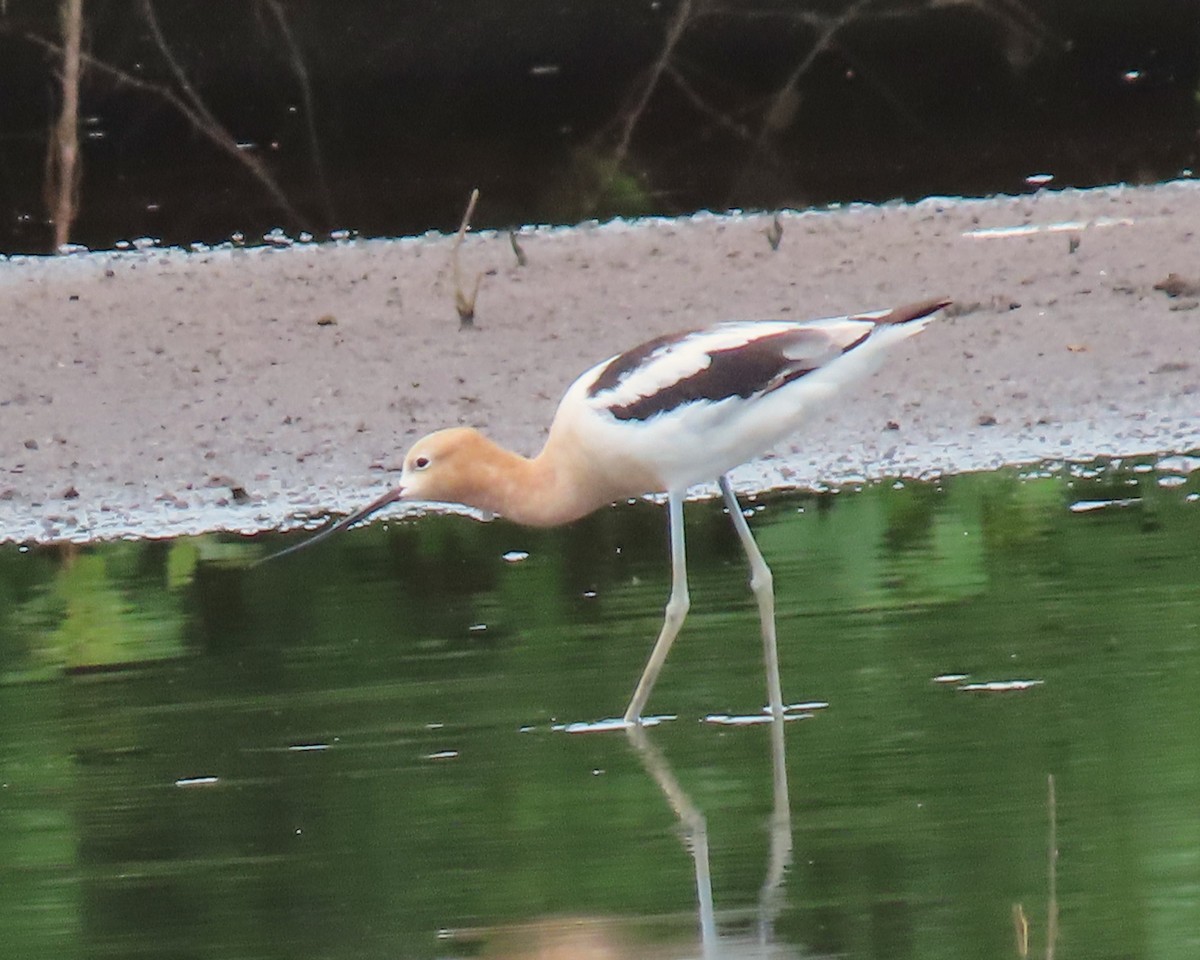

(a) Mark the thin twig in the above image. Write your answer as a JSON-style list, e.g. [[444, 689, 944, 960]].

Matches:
[[612, 0, 694, 167], [765, 212, 783, 250], [664, 61, 752, 140], [451, 188, 482, 327], [507, 228, 527, 267], [588, 0, 694, 213], [21, 26, 306, 231], [723, 0, 875, 203], [764, 0, 874, 139], [263, 0, 335, 225], [140, 0, 225, 141]]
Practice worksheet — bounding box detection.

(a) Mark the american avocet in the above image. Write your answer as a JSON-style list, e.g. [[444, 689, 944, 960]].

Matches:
[[266, 297, 949, 725]]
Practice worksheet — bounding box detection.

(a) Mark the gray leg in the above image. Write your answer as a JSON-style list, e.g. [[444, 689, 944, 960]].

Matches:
[[624, 490, 689, 725], [719, 478, 793, 941], [718, 475, 785, 725]]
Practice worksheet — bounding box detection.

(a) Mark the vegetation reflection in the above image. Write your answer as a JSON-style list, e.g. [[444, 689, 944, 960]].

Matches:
[[0, 459, 1198, 959]]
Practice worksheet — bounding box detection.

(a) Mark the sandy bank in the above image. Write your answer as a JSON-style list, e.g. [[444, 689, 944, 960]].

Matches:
[[1, 181, 1198, 544]]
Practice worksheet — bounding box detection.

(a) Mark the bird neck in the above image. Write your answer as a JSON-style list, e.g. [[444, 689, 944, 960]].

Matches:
[[465, 436, 607, 528]]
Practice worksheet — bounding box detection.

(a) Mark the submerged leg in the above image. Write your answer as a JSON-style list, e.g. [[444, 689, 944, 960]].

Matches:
[[624, 491, 690, 725], [718, 475, 785, 725]]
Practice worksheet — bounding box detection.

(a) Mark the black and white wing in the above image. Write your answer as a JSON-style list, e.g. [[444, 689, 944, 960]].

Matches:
[[583, 299, 947, 423], [545, 298, 947, 492]]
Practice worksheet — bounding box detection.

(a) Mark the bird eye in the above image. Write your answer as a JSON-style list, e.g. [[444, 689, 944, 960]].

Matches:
[[413, 456, 431, 470]]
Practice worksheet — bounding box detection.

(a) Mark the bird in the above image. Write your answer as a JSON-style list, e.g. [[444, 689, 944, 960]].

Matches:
[[263, 297, 950, 726]]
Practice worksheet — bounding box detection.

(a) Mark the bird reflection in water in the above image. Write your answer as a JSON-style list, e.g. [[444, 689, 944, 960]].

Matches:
[[442, 718, 797, 960]]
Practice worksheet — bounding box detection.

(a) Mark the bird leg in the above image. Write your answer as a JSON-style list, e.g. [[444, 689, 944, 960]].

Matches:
[[623, 491, 690, 725], [718, 481, 793, 935], [718, 476, 785, 725]]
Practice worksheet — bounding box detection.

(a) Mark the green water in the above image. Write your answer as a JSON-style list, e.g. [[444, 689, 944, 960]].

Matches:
[[2, 462, 1199, 959]]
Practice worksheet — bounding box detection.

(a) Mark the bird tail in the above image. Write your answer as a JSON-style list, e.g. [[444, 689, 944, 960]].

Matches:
[[859, 298, 952, 328]]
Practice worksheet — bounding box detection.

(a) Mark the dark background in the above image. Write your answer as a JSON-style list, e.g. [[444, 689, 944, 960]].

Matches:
[[0, 0, 1197, 254]]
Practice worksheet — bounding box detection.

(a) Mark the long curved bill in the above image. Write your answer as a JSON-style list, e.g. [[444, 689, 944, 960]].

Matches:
[[255, 485, 405, 565]]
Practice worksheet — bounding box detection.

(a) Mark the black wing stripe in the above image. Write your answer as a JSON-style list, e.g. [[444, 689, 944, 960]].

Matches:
[[587, 331, 690, 398], [607, 328, 825, 422]]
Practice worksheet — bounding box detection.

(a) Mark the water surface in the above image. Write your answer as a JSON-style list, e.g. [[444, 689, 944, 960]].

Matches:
[[2, 461, 1199, 958]]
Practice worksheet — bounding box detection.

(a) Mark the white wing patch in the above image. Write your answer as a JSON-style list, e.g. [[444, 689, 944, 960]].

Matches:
[[587, 321, 797, 411], [584, 317, 878, 422]]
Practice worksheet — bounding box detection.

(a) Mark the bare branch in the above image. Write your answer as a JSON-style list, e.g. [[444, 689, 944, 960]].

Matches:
[[723, 0, 876, 201], [21, 23, 307, 232], [610, 0, 694, 169], [665, 62, 752, 141], [761, 0, 876, 139], [586, 0, 696, 213], [262, 0, 335, 225], [143, 0, 308, 229]]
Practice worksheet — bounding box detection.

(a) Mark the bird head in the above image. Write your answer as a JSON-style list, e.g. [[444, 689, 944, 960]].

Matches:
[[255, 426, 496, 565], [397, 426, 493, 506]]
